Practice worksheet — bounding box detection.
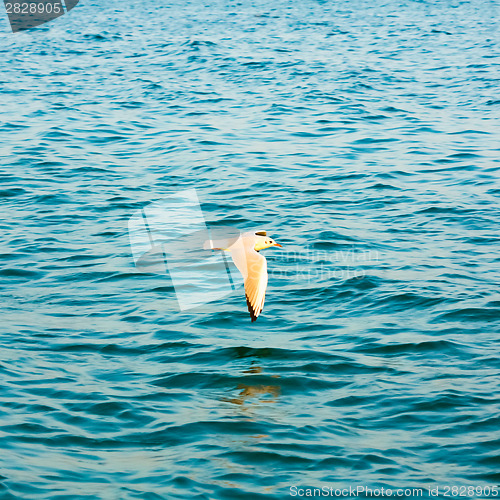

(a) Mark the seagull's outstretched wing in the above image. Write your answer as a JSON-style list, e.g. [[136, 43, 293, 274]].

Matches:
[[230, 243, 268, 322]]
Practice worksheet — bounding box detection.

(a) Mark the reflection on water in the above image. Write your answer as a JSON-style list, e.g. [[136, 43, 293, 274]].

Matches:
[[224, 383, 281, 406], [221, 363, 281, 407]]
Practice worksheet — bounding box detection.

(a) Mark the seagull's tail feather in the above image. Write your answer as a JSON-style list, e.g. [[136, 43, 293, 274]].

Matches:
[[203, 239, 224, 251], [203, 236, 239, 251]]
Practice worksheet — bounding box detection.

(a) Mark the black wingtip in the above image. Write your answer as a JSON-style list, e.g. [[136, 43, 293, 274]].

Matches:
[[246, 295, 260, 322]]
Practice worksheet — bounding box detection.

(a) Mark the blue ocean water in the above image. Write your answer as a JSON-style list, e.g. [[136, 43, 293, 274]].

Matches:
[[1, 0, 499, 498]]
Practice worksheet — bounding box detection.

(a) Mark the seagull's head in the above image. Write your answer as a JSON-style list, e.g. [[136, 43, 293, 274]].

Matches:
[[254, 231, 283, 252]]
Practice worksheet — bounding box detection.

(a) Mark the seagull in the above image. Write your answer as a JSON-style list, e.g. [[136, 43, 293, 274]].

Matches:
[[205, 230, 282, 322]]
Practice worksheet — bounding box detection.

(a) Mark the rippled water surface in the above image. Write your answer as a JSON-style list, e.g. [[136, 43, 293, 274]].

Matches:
[[1, 0, 499, 498]]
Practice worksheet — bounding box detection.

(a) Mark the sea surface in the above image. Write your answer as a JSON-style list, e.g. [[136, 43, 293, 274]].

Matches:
[[1, 0, 499, 498]]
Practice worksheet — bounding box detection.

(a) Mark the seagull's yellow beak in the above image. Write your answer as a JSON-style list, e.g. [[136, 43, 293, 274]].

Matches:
[[274, 242, 283, 248]]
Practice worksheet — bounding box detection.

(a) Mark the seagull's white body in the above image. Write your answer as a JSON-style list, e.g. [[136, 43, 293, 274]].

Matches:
[[205, 230, 282, 321]]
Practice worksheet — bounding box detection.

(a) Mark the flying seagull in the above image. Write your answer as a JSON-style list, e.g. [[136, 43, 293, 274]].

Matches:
[[205, 231, 282, 321]]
